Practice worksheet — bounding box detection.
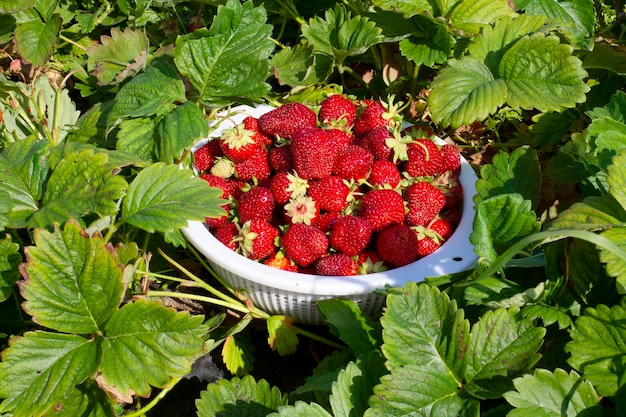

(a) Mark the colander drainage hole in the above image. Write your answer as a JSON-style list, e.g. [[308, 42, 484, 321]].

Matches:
[[453, 257, 463, 262]]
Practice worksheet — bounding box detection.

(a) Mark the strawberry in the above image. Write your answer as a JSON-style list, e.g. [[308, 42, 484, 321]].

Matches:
[[199, 173, 232, 228], [284, 195, 319, 226], [210, 157, 235, 179], [438, 175, 463, 209], [359, 189, 405, 232], [376, 224, 419, 267], [357, 250, 387, 274], [441, 207, 462, 227], [354, 100, 388, 137], [258, 102, 317, 139], [329, 215, 372, 256], [414, 219, 453, 257], [269, 171, 308, 205], [213, 222, 238, 250], [404, 181, 446, 226], [237, 186, 275, 224], [361, 125, 394, 161], [308, 176, 350, 212], [405, 139, 445, 177], [368, 159, 401, 188], [194, 140, 223, 172], [291, 127, 338, 179], [234, 146, 271, 182], [242, 116, 272, 147], [440, 143, 462, 175], [319, 94, 357, 127], [430, 217, 454, 240], [326, 128, 354, 153], [333, 144, 374, 180], [315, 211, 340, 233], [219, 122, 263, 163], [416, 233, 441, 257], [315, 253, 358, 276], [282, 223, 329, 266], [269, 145, 294, 172], [264, 250, 299, 272], [237, 219, 279, 260]]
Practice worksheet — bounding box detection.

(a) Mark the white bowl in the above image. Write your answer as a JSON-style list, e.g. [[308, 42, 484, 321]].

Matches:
[[182, 104, 478, 324]]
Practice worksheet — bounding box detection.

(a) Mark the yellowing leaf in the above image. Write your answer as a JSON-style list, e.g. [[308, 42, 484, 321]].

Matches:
[[266, 315, 299, 356]]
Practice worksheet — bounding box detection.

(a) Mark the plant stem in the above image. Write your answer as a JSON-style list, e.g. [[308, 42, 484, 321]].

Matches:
[[294, 326, 348, 351], [147, 290, 257, 316], [59, 34, 87, 52], [124, 377, 182, 417]]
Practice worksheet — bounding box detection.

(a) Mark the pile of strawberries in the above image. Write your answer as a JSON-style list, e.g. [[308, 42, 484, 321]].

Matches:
[[193, 95, 464, 276]]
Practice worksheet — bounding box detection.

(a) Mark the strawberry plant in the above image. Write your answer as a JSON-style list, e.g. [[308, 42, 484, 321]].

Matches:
[[1, 0, 626, 415]]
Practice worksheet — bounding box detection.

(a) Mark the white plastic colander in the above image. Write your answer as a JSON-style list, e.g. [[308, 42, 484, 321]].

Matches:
[[182, 105, 478, 324]]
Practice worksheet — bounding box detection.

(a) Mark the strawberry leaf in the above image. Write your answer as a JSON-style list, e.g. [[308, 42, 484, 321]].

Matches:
[[504, 368, 601, 416], [450, 0, 517, 35], [196, 375, 287, 417], [86, 27, 150, 86], [49, 383, 115, 417], [317, 298, 381, 358], [471, 194, 541, 263], [549, 196, 625, 230], [221, 333, 255, 377], [0, 235, 21, 302], [581, 43, 626, 76], [174, 0, 274, 106], [19, 220, 124, 334], [121, 163, 225, 233], [397, 16, 454, 67], [271, 43, 333, 86], [0, 0, 35, 13], [370, 0, 434, 17], [13, 14, 62, 67], [270, 401, 332, 417], [608, 149, 626, 210], [566, 301, 626, 397], [522, 0, 596, 45], [29, 150, 128, 228], [156, 102, 208, 164], [116, 117, 158, 164], [100, 300, 207, 397], [266, 315, 299, 356], [0, 332, 99, 417]]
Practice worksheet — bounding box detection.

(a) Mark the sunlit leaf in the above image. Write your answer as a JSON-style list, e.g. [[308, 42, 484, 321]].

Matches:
[[522, 0, 595, 45], [370, 0, 435, 17], [156, 102, 208, 164], [100, 300, 207, 397], [270, 401, 332, 417], [398, 16, 454, 67], [19, 220, 124, 334], [0, 234, 21, 301], [607, 149, 626, 211], [116, 117, 157, 164], [122, 163, 225, 233], [49, 383, 115, 417], [197, 375, 287, 417], [14, 14, 62, 67], [0, 0, 35, 13], [271, 43, 333, 86], [0, 332, 99, 417], [450, 0, 517, 35], [504, 368, 602, 416], [266, 315, 299, 356], [221, 333, 255, 377]]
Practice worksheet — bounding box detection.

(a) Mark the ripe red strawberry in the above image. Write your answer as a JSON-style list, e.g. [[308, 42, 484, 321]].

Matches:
[[405, 139, 445, 177], [329, 215, 372, 256], [269, 145, 294, 172], [291, 127, 338, 179], [439, 175, 463, 209], [284, 195, 319, 226], [440, 143, 461, 175], [354, 100, 388, 137], [237, 186, 275, 224], [258, 102, 317, 139], [368, 159, 402, 188], [194, 140, 223, 172], [199, 173, 232, 228], [264, 250, 299, 272], [213, 222, 238, 250], [242, 116, 272, 147], [269, 171, 308, 205], [430, 217, 454, 240], [237, 219, 279, 260], [441, 207, 462, 227], [282, 223, 329, 266], [315, 212, 340, 233], [414, 219, 452, 257], [234, 146, 270, 182], [319, 94, 357, 127], [333, 145, 374, 180], [361, 125, 394, 161], [376, 224, 419, 267], [326, 128, 354, 153], [315, 253, 358, 276], [357, 250, 387, 274], [219, 123, 263, 163], [359, 189, 405, 232], [309, 176, 350, 212], [416, 233, 441, 257], [404, 181, 446, 226]]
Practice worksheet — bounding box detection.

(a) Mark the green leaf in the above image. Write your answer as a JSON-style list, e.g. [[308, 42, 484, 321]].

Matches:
[[470, 194, 541, 262], [566, 302, 626, 396], [19, 220, 124, 334], [371, 0, 436, 17], [302, 5, 383, 65], [87, 27, 150, 86], [14, 14, 62, 67], [110, 62, 185, 122], [100, 300, 207, 397], [464, 277, 544, 308], [450, 0, 517, 35], [122, 163, 225, 233], [398, 16, 454, 67], [317, 298, 381, 358], [428, 57, 508, 128], [197, 375, 288, 417], [222, 333, 255, 377], [581, 42, 626, 76], [500, 33, 589, 112], [29, 150, 128, 228], [116, 117, 157, 164], [588, 117, 626, 157], [504, 368, 602, 416], [330, 351, 387, 417], [381, 283, 469, 378], [522, 0, 596, 45], [49, 383, 115, 417], [529, 109, 581, 148], [549, 196, 626, 230], [271, 43, 333, 87], [0, 0, 35, 13], [367, 363, 466, 416], [475, 147, 542, 208], [464, 308, 545, 398], [266, 315, 299, 356], [587, 90, 626, 122], [174, 0, 274, 106], [270, 401, 332, 417], [0, 234, 21, 302], [608, 149, 626, 211], [156, 102, 208, 164], [599, 227, 626, 294], [521, 304, 574, 329], [0, 331, 99, 417]]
